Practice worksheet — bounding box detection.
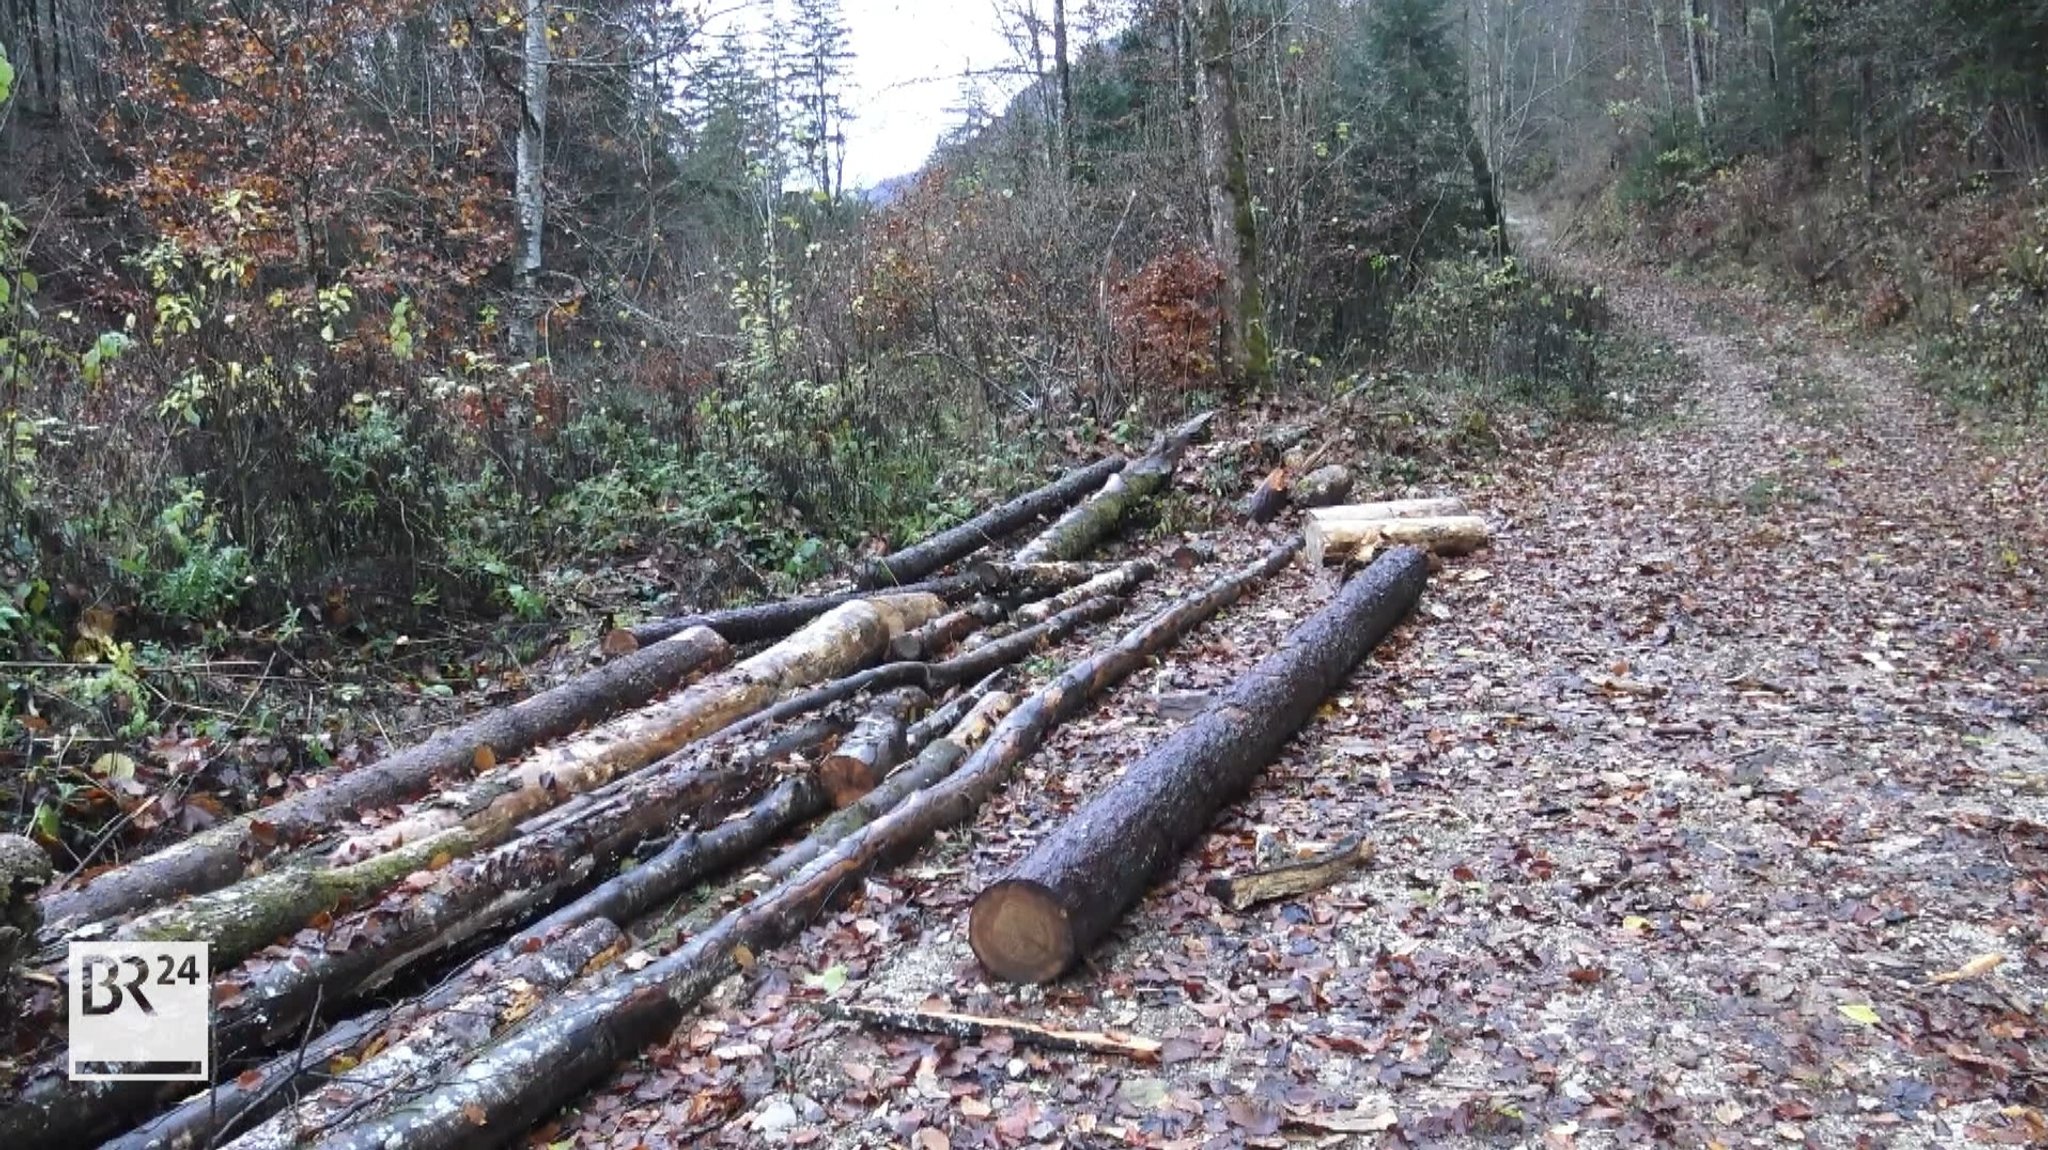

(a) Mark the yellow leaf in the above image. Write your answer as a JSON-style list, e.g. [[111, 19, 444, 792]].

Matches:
[[1622, 915, 1651, 933], [473, 745, 497, 771], [731, 943, 754, 970], [1837, 1003, 1881, 1026]]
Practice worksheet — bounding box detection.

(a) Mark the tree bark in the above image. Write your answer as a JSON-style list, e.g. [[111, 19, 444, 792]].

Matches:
[[970, 547, 1428, 984], [857, 457, 1123, 587], [960, 559, 1155, 651], [325, 593, 942, 860], [1195, 0, 1270, 390], [1053, 0, 1077, 174], [889, 601, 1001, 662], [40, 627, 731, 934], [511, 0, 549, 358], [1292, 465, 1353, 509], [1013, 412, 1213, 563], [298, 544, 1296, 1150], [1245, 467, 1289, 524], [818, 687, 929, 806], [221, 918, 625, 1150], [629, 562, 1098, 647], [1303, 512, 1490, 568], [4, 729, 836, 1150]]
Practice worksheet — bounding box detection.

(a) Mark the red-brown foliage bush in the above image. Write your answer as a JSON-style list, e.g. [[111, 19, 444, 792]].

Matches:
[[1107, 248, 1224, 397]]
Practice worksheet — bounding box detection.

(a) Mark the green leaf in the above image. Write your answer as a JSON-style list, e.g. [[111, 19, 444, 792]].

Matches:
[[1838, 1003, 1881, 1026], [802, 963, 848, 994], [0, 48, 15, 106], [32, 800, 60, 841]]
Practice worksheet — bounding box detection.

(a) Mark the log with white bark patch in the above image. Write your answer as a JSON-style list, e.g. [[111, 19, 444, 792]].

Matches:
[[628, 561, 1103, 647], [39, 627, 731, 935], [1, 725, 838, 1150], [888, 601, 1001, 662], [1012, 412, 1214, 563], [219, 917, 625, 1150], [1310, 496, 1466, 522], [299, 543, 1293, 1150], [818, 687, 929, 806], [958, 560, 1155, 653], [326, 593, 943, 861], [857, 457, 1126, 587], [1303, 511, 1490, 568], [970, 547, 1428, 984]]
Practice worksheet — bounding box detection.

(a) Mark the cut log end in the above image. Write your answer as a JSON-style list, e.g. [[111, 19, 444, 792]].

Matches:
[[968, 880, 1075, 985]]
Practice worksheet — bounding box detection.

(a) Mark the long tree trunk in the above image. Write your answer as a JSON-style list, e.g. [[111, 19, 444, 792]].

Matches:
[[1683, 0, 1709, 136], [1013, 412, 1212, 563], [970, 547, 1429, 984], [298, 544, 1298, 1150], [1194, 0, 1270, 391], [323, 593, 943, 860], [1054, 0, 1077, 174], [857, 457, 1124, 587], [1303, 512, 1490, 568], [511, 0, 549, 358], [40, 627, 731, 934]]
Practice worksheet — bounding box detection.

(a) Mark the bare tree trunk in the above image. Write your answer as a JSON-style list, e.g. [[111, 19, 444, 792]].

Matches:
[[512, 0, 549, 358], [1194, 0, 1270, 391], [1054, 0, 1076, 174], [1683, 0, 1709, 136], [1648, 0, 1675, 120]]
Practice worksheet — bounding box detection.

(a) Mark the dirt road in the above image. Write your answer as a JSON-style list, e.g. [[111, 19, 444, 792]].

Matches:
[[551, 250, 2046, 1148]]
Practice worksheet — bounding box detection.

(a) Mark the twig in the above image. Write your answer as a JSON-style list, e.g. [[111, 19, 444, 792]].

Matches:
[[1205, 835, 1376, 911], [820, 1001, 1162, 1061]]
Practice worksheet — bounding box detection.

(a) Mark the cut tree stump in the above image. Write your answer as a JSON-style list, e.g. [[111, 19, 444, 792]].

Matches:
[[969, 547, 1428, 984], [1204, 835, 1376, 911], [1246, 468, 1289, 524], [1013, 412, 1213, 563], [297, 543, 1295, 1150], [857, 457, 1125, 587], [39, 626, 732, 935], [822, 1002, 1162, 1061], [1303, 511, 1490, 568]]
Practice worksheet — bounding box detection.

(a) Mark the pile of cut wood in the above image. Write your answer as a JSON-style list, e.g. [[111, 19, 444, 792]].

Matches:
[[4, 417, 1487, 1150]]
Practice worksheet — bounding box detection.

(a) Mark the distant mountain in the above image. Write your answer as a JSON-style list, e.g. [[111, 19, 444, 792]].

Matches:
[[859, 172, 920, 207]]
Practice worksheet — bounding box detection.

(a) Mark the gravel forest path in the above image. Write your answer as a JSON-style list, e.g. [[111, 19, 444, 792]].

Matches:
[[550, 244, 2047, 1149]]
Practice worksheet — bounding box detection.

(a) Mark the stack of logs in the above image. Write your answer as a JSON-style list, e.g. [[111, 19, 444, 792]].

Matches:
[[5, 415, 1489, 1150]]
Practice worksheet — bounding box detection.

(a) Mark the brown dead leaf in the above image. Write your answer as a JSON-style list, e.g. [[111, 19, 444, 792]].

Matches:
[[473, 745, 497, 771], [1925, 953, 2005, 986]]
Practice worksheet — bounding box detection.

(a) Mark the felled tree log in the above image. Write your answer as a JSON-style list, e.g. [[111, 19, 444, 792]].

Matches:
[[858, 457, 1125, 587], [39, 626, 732, 935], [1292, 464, 1354, 509], [1311, 495, 1466, 522], [970, 547, 1428, 984], [959, 560, 1156, 653], [822, 1002, 1162, 1061], [1303, 512, 1490, 568], [819, 687, 929, 806], [1204, 834, 1376, 911], [302, 543, 1294, 1150], [327, 593, 943, 861], [1013, 412, 1214, 563], [889, 601, 1001, 662], [629, 560, 1105, 647], [0, 729, 838, 1150], [745, 689, 1017, 891], [221, 917, 626, 1150]]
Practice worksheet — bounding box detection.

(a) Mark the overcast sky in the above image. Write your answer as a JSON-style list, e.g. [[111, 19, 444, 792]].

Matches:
[[703, 0, 1039, 188]]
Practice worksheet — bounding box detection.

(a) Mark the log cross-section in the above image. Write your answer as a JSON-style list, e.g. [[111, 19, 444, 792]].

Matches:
[[969, 546, 1429, 984]]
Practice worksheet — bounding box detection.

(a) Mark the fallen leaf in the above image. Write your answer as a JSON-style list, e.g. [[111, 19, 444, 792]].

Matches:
[[1837, 1003, 1881, 1026]]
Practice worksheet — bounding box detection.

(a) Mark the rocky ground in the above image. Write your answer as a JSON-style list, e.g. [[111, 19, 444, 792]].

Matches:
[[534, 246, 2044, 1149]]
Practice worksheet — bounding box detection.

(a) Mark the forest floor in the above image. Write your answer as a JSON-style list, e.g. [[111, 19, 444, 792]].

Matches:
[[536, 235, 2048, 1148]]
